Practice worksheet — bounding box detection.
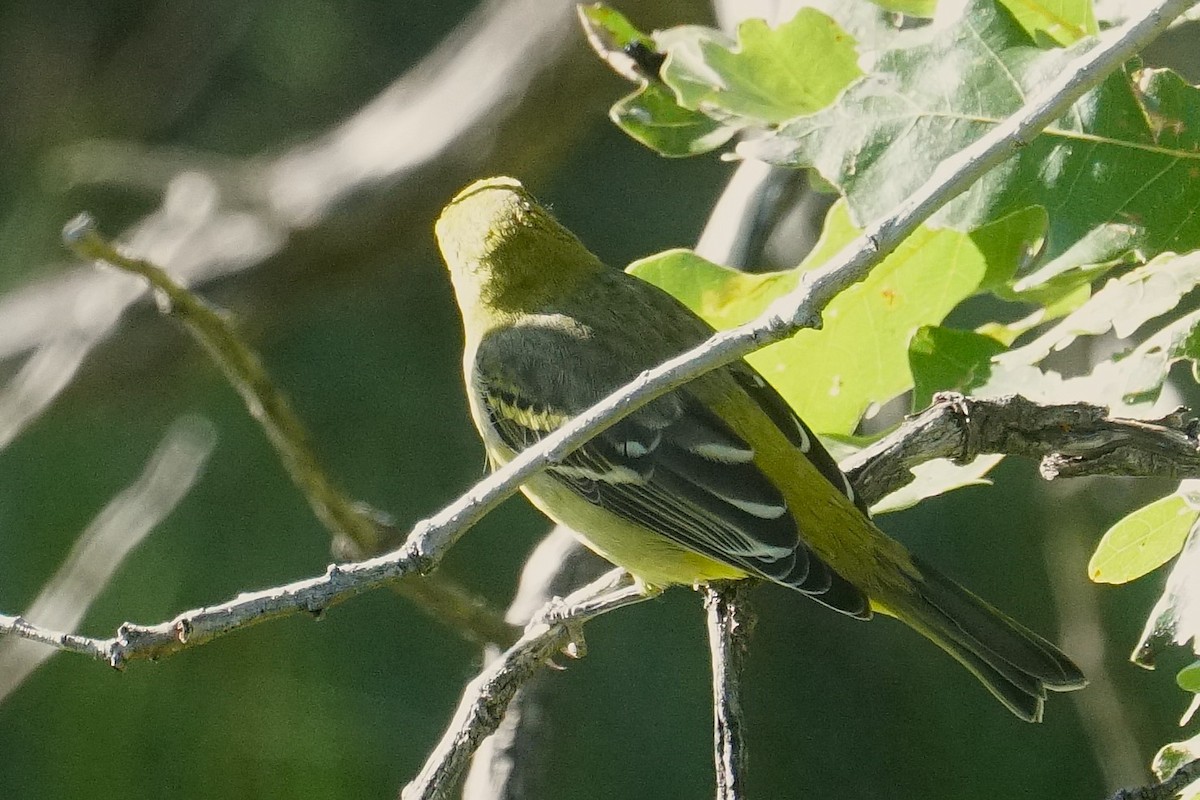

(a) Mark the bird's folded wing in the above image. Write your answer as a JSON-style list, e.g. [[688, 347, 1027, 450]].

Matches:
[[476, 363, 870, 618]]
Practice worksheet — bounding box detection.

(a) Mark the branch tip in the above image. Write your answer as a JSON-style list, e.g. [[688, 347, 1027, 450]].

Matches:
[[61, 212, 97, 246]]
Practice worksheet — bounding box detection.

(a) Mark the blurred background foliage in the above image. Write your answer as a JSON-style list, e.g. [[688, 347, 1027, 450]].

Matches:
[[0, 1, 1192, 798]]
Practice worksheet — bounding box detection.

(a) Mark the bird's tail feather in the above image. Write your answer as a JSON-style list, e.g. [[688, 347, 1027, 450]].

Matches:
[[894, 556, 1086, 722]]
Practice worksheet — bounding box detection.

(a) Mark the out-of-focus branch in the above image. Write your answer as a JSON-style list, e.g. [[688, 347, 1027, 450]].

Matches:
[[1, 0, 709, 371], [0, 0, 705, 658], [0, 417, 215, 702], [63, 214, 515, 648], [400, 569, 657, 800], [842, 394, 1200, 509], [705, 582, 752, 800], [64, 214, 381, 550]]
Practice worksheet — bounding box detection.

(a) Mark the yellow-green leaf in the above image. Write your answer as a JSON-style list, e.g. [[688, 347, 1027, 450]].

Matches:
[[629, 202, 1043, 434], [1089, 491, 1200, 584]]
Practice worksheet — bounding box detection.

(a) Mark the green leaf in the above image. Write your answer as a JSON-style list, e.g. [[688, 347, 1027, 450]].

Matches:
[[612, 83, 739, 157], [868, 0, 937, 16], [974, 298, 1200, 417], [742, 0, 1200, 266], [1075, 308, 1200, 409], [867, 0, 1097, 43], [870, 455, 1003, 514], [657, 10, 862, 124], [579, 4, 740, 156], [1089, 489, 1200, 585], [998, 0, 1097, 45], [578, 3, 657, 80], [1178, 661, 1200, 693], [629, 201, 1044, 434], [582, 5, 863, 156], [1006, 222, 1139, 305], [1008, 250, 1200, 367], [909, 326, 1008, 409]]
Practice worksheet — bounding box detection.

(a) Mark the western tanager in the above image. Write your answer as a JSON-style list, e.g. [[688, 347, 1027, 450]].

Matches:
[[436, 176, 1085, 721]]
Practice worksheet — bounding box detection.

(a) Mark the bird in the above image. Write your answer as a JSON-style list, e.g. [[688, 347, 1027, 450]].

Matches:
[[435, 176, 1086, 721]]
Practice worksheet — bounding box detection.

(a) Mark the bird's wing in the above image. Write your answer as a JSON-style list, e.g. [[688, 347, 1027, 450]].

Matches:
[[473, 329, 870, 618]]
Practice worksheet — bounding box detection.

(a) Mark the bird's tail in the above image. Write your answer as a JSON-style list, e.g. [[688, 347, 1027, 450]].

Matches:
[[888, 556, 1087, 722]]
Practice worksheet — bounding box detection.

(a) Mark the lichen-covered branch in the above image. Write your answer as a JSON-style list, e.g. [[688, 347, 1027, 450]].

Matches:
[[705, 582, 753, 800], [1106, 757, 1200, 800], [843, 394, 1200, 509]]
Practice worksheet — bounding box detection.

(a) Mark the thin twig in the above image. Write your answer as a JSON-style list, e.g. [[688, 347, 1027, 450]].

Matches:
[[400, 569, 659, 800], [63, 214, 384, 551], [842, 393, 1200, 509], [0, 550, 426, 667], [705, 583, 753, 800], [62, 215, 515, 649], [1106, 757, 1200, 800]]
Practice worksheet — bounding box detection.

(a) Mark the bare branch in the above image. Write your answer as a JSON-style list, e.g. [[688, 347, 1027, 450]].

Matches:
[[705, 583, 753, 800], [6, 388, 1192, 670], [843, 394, 1200, 509], [400, 569, 659, 800], [0, 544, 429, 667]]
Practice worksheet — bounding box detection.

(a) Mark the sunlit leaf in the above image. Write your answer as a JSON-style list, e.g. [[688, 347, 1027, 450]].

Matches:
[[579, 4, 740, 156], [581, 4, 863, 156], [742, 0, 1200, 267], [658, 10, 861, 124], [1178, 661, 1200, 693], [629, 202, 1044, 434], [1133, 523, 1200, 669], [1009, 251, 1200, 366], [612, 83, 739, 157], [998, 0, 1097, 45], [867, 0, 937, 16], [869, 455, 1003, 514], [1089, 488, 1200, 585]]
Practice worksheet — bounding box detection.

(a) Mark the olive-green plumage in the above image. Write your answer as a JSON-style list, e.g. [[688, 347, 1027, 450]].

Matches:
[[436, 176, 1086, 721]]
